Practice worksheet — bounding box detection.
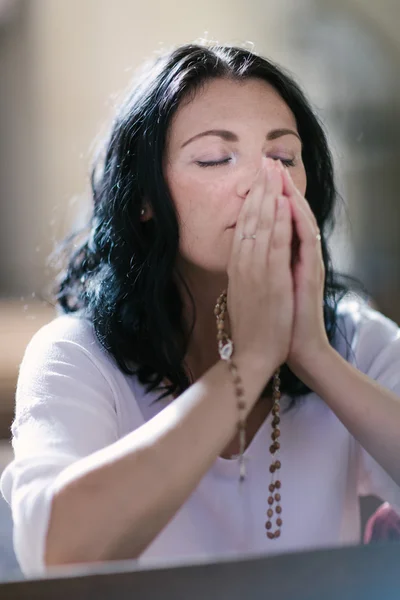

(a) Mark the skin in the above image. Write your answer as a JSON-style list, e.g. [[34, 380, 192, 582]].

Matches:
[[164, 78, 306, 376], [161, 77, 308, 456], [156, 76, 400, 482], [43, 74, 400, 570], [44, 76, 400, 567]]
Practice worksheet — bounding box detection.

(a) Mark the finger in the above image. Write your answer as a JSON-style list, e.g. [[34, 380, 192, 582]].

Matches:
[[252, 159, 285, 263], [230, 159, 268, 266], [231, 157, 281, 266], [289, 194, 323, 265], [276, 163, 315, 234], [280, 166, 319, 232], [280, 165, 322, 261], [267, 195, 292, 277]]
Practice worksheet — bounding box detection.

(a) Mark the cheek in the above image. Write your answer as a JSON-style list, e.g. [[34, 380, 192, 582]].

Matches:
[[167, 169, 229, 228], [291, 166, 307, 196], [166, 168, 235, 270]]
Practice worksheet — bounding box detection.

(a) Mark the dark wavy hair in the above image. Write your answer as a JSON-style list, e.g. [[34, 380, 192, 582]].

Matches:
[[51, 43, 365, 404]]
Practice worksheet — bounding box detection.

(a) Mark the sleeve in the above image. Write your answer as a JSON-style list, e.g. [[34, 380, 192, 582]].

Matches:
[[0, 317, 120, 576], [352, 306, 400, 511]]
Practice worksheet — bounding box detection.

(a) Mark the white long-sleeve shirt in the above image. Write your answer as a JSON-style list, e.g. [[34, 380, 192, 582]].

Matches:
[[2, 299, 400, 576]]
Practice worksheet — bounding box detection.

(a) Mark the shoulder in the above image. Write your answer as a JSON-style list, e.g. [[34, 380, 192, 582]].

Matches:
[[335, 297, 399, 345], [17, 311, 124, 405], [14, 312, 128, 435], [27, 311, 97, 349], [334, 296, 400, 378], [24, 311, 112, 367]]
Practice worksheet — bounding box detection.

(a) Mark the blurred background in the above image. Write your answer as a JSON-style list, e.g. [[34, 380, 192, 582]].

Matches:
[[0, 0, 400, 577]]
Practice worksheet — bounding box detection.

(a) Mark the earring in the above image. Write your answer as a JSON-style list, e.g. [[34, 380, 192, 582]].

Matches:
[[140, 208, 145, 216]]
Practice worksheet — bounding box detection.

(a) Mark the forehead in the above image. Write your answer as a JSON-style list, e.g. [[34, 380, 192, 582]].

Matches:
[[167, 77, 297, 145]]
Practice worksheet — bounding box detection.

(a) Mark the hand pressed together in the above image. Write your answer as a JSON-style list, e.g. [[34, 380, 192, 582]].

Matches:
[[226, 157, 329, 376]]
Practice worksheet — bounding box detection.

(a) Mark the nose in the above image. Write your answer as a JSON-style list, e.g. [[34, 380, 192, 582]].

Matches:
[[235, 161, 263, 199]]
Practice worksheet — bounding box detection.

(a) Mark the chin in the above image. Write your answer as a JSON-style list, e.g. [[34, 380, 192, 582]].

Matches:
[[180, 255, 229, 276], [206, 262, 230, 276]]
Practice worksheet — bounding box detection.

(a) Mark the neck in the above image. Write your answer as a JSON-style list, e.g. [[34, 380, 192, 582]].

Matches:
[[177, 263, 229, 383]]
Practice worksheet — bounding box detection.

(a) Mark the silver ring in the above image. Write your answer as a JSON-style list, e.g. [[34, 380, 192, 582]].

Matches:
[[240, 233, 256, 240]]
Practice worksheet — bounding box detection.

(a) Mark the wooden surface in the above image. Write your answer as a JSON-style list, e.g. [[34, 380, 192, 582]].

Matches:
[[0, 300, 55, 439], [1, 542, 400, 599]]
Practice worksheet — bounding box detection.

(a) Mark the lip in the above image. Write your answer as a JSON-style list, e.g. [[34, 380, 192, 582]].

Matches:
[[227, 223, 237, 229]]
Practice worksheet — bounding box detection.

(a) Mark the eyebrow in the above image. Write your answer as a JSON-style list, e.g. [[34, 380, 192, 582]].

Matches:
[[180, 128, 302, 148]]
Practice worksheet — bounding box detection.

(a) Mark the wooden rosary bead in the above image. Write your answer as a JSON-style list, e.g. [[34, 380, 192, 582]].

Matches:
[[216, 293, 283, 543]]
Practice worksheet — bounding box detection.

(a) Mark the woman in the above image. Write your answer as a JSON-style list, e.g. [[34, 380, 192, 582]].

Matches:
[[2, 43, 400, 576]]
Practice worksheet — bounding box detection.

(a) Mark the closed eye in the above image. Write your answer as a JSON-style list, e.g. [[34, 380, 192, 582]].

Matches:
[[195, 158, 231, 167], [196, 157, 296, 168], [275, 158, 296, 168]]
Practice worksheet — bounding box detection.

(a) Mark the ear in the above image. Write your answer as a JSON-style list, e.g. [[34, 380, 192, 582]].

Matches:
[[140, 202, 154, 222]]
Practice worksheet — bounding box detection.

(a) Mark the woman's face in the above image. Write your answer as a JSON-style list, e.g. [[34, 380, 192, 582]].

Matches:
[[164, 77, 307, 274]]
